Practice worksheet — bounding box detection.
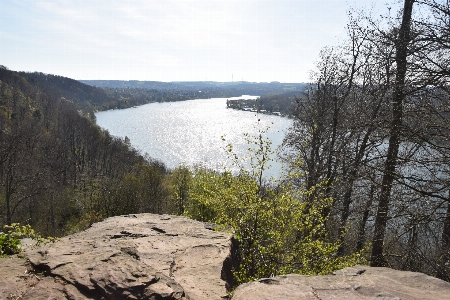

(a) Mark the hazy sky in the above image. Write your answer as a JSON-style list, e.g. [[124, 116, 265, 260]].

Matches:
[[0, 0, 396, 83]]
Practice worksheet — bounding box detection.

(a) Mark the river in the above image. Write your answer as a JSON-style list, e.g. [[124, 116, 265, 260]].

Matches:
[[95, 96, 293, 178]]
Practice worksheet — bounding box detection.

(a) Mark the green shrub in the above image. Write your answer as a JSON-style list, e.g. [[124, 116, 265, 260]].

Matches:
[[182, 128, 367, 285], [0, 223, 57, 256]]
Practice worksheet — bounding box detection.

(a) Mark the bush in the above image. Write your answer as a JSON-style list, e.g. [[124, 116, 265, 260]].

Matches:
[[182, 130, 367, 285], [0, 223, 57, 256]]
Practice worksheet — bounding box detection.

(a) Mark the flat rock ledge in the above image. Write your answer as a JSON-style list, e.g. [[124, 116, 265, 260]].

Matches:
[[0, 214, 237, 300], [231, 265, 450, 300], [1, 214, 450, 300]]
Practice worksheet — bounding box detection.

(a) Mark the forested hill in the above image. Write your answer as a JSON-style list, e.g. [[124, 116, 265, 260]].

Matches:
[[0, 68, 116, 117], [81, 80, 306, 109], [3, 69, 305, 114], [0, 66, 170, 236], [17, 71, 113, 113], [81, 79, 306, 95]]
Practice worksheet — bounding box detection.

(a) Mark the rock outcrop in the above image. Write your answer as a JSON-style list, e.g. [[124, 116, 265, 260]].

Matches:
[[231, 265, 450, 300], [1, 214, 450, 300], [1, 214, 236, 300]]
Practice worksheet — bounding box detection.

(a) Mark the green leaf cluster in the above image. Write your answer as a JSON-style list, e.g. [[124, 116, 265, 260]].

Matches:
[[185, 169, 365, 284], [180, 130, 366, 285], [0, 223, 58, 257]]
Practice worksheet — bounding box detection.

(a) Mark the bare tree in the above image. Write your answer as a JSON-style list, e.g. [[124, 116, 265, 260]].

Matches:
[[284, 0, 450, 279]]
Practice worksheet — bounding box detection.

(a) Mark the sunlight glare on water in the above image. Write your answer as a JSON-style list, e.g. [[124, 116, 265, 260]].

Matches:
[[95, 96, 293, 177]]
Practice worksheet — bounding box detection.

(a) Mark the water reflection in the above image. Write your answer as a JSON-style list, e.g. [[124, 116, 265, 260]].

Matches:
[[95, 96, 293, 178]]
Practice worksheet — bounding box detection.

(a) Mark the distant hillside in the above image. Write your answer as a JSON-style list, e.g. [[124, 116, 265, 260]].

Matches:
[[17, 72, 113, 113], [0, 70, 116, 117], [81, 80, 307, 96], [79, 80, 180, 90], [1, 68, 306, 114], [0, 66, 169, 235]]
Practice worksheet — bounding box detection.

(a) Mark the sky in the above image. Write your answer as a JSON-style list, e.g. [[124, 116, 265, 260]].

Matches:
[[0, 0, 398, 83]]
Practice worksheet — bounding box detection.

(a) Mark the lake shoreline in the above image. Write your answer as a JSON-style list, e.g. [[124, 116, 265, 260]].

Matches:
[[95, 96, 292, 178]]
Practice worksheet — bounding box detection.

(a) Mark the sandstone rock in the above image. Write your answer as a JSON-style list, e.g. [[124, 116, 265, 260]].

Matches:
[[231, 265, 450, 300], [1, 214, 235, 300], [0, 257, 87, 300], [2, 214, 450, 300]]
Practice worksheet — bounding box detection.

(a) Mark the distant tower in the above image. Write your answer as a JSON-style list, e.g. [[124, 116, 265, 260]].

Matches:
[[232, 74, 234, 82]]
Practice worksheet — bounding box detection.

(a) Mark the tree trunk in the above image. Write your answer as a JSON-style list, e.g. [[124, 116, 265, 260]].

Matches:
[[356, 184, 375, 252], [370, 0, 414, 267], [5, 160, 15, 226], [337, 128, 376, 255], [438, 193, 450, 281]]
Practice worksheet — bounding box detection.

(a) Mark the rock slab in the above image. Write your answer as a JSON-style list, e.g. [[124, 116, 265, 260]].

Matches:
[[231, 265, 450, 300], [1, 214, 235, 300], [2, 214, 450, 300]]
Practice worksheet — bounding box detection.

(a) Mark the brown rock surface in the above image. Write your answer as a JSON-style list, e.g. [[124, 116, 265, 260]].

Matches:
[[231, 265, 450, 300], [2, 215, 450, 300], [0, 214, 235, 300]]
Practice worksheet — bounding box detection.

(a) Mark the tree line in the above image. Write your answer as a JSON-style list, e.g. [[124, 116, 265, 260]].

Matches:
[[282, 0, 450, 281], [0, 66, 178, 236], [18, 73, 305, 113], [226, 91, 298, 116], [92, 82, 306, 111], [81, 79, 306, 95]]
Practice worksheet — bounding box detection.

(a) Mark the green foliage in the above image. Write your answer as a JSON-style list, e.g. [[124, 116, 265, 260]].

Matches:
[[0, 230, 22, 256], [64, 211, 104, 235], [169, 166, 193, 215], [63, 161, 169, 232], [183, 129, 366, 285], [0, 223, 58, 256]]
